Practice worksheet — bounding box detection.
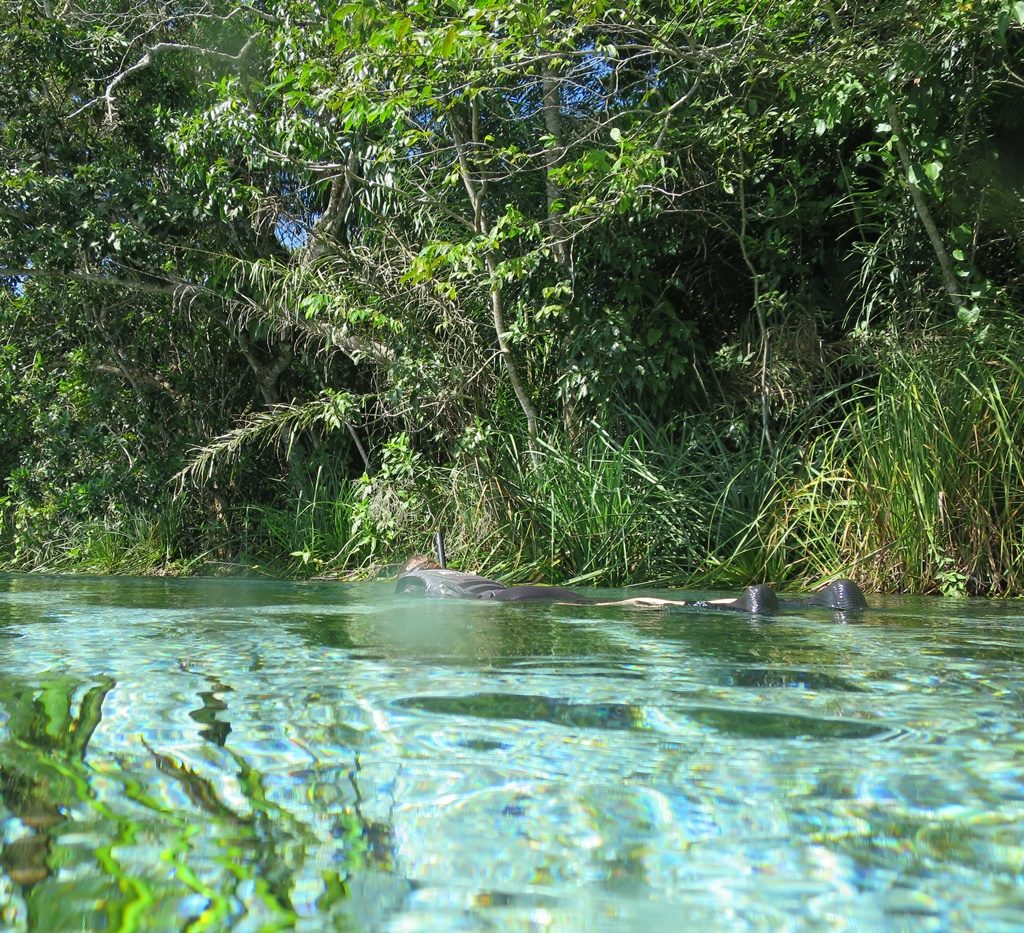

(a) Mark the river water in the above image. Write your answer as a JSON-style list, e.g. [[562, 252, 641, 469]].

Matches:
[[0, 574, 1022, 931]]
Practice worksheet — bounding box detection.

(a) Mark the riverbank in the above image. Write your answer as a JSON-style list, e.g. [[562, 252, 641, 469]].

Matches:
[[5, 328, 1023, 597]]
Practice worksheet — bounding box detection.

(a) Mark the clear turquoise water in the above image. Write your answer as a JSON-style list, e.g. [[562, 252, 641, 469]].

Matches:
[[1, 574, 1023, 931]]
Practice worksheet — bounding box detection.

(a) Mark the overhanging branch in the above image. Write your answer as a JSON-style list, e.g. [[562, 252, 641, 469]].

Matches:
[[0, 266, 207, 298], [69, 35, 256, 123]]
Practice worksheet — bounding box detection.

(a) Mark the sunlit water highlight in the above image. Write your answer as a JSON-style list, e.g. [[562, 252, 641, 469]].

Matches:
[[1, 574, 1023, 931]]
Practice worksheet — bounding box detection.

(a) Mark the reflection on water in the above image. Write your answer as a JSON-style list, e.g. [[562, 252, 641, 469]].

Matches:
[[1, 575, 1023, 930]]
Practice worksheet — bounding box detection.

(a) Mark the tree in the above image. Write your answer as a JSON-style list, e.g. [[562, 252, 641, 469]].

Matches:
[[2, 0, 1022, 581]]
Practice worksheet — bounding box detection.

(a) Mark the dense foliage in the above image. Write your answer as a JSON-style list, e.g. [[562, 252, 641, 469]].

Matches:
[[2, 0, 1023, 593]]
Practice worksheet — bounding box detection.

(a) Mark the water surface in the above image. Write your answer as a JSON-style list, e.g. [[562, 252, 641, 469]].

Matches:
[[1, 574, 1022, 931]]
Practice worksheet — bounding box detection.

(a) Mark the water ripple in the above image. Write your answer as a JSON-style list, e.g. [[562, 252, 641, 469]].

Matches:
[[1, 574, 1023, 929]]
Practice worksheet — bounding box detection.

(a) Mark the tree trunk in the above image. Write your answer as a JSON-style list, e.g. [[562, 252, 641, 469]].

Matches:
[[887, 104, 961, 310], [233, 328, 309, 492], [736, 170, 772, 452], [485, 254, 540, 445], [542, 65, 569, 267], [450, 106, 542, 454]]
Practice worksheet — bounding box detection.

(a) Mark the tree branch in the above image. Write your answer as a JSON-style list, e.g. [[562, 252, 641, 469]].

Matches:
[[887, 104, 961, 310], [0, 266, 206, 298], [70, 36, 256, 123]]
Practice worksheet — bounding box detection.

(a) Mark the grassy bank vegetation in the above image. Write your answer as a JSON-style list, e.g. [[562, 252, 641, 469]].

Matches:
[[2, 1, 1023, 594], [6, 317, 1024, 596]]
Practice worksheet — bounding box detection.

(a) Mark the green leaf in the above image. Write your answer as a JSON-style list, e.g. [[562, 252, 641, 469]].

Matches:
[[439, 26, 458, 56], [609, 127, 622, 143], [957, 305, 980, 326], [952, 248, 965, 261], [1014, 2, 1024, 24], [951, 224, 973, 246], [923, 161, 942, 181]]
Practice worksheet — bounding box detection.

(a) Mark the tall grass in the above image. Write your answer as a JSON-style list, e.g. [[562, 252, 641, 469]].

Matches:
[[234, 471, 368, 575], [369, 423, 788, 587], [766, 328, 1024, 594], [430, 430, 718, 586], [0, 498, 194, 575], [206, 421, 784, 586]]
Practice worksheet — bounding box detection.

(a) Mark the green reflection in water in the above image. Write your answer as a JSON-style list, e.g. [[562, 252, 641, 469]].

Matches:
[[0, 662, 388, 931]]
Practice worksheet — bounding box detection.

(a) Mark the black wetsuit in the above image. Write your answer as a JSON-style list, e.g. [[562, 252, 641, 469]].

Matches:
[[395, 568, 867, 614], [393, 568, 771, 610], [395, 568, 592, 603]]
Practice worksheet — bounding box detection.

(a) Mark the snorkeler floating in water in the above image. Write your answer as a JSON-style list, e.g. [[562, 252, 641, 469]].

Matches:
[[394, 555, 868, 614]]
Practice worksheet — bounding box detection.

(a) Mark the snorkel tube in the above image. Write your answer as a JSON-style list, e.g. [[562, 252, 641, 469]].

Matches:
[[434, 531, 447, 569]]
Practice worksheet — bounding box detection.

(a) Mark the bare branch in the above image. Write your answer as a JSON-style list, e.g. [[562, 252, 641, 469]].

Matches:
[[69, 35, 256, 123]]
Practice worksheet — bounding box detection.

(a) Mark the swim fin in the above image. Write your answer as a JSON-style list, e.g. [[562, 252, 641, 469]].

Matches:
[[735, 584, 780, 614], [788, 579, 869, 612]]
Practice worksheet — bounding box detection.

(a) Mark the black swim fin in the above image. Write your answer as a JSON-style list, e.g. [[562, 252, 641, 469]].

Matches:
[[787, 579, 869, 612], [735, 584, 780, 614]]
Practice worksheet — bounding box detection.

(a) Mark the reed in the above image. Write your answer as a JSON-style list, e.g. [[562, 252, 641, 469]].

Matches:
[[765, 326, 1024, 594]]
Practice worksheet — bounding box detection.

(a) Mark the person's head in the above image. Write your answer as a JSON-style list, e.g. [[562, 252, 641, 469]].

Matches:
[[397, 554, 440, 577]]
